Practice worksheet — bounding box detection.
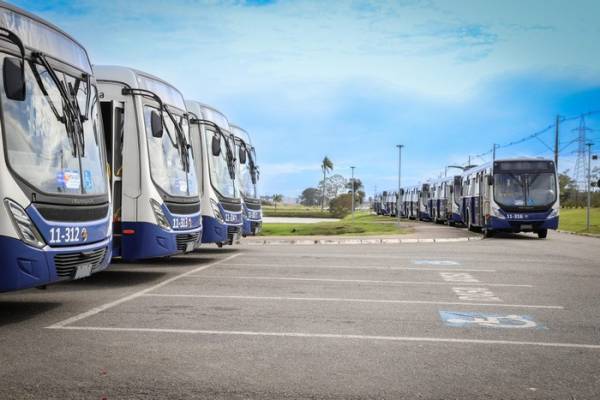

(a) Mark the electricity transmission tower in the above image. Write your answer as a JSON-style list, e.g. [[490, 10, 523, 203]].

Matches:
[[573, 116, 592, 193]]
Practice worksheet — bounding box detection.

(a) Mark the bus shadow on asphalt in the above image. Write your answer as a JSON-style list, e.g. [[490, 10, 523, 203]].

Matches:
[[488, 232, 540, 240], [0, 301, 61, 326], [60, 270, 168, 289]]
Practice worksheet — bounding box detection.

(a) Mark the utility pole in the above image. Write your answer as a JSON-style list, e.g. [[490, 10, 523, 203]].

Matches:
[[351, 166, 355, 223], [586, 143, 593, 232], [397, 145, 404, 226], [554, 115, 560, 170], [492, 144, 498, 162]]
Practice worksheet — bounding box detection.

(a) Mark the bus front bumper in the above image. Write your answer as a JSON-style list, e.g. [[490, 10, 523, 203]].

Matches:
[[488, 216, 559, 232], [118, 222, 202, 260], [0, 235, 111, 292]]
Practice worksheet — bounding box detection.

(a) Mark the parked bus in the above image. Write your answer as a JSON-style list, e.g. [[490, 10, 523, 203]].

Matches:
[[0, 4, 111, 291], [403, 186, 420, 219], [429, 177, 453, 224], [373, 194, 382, 215], [96, 66, 202, 260], [460, 158, 558, 238], [446, 175, 464, 226], [230, 124, 262, 236], [186, 101, 243, 247], [418, 183, 431, 220]]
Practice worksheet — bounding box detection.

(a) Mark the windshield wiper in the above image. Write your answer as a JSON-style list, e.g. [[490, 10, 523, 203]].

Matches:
[[163, 105, 190, 173], [32, 52, 85, 158], [189, 116, 236, 179], [121, 88, 191, 173]]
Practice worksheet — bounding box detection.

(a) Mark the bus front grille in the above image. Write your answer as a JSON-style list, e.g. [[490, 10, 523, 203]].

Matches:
[[176, 233, 200, 251], [54, 247, 107, 278]]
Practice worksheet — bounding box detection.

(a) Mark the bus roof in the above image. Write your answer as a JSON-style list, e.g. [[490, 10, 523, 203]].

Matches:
[[94, 65, 186, 111], [230, 124, 252, 147], [0, 2, 92, 73], [185, 100, 230, 132]]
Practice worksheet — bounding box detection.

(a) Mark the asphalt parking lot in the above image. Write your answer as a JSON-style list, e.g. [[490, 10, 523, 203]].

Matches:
[[1, 231, 600, 399]]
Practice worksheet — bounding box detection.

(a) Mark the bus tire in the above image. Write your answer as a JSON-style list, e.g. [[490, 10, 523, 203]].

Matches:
[[537, 229, 548, 239], [483, 228, 494, 238]]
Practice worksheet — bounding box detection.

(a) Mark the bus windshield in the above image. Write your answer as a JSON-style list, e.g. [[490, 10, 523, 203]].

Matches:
[[494, 172, 556, 208], [143, 106, 198, 198], [205, 129, 237, 199], [0, 56, 107, 196]]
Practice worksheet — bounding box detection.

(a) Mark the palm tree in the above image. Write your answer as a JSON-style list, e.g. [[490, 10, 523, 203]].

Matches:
[[321, 156, 333, 210], [272, 194, 283, 211]]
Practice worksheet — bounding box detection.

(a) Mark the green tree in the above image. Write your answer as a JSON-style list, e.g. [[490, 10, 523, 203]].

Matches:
[[329, 193, 353, 218], [559, 171, 577, 207], [299, 187, 321, 206], [272, 194, 283, 210], [346, 178, 365, 204], [320, 156, 334, 210]]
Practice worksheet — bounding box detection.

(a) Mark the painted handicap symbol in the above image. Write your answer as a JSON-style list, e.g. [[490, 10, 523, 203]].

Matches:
[[440, 311, 542, 329]]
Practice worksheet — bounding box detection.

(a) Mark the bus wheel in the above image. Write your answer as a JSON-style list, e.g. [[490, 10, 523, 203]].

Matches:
[[466, 211, 473, 231], [537, 229, 548, 239], [483, 228, 494, 238], [216, 242, 223, 248]]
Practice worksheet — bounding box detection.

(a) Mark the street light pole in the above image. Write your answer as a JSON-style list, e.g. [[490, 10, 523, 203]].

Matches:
[[350, 166, 356, 223], [396, 145, 404, 227], [586, 142, 593, 232]]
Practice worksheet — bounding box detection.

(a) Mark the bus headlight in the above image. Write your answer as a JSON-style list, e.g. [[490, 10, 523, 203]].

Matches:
[[548, 208, 559, 218], [4, 199, 45, 248], [210, 200, 225, 224], [150, 199, 171, 230], [491, 206, 506, 220]]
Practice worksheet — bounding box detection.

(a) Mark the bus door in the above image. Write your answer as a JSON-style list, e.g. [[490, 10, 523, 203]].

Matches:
[[100, 100, 125, 251]]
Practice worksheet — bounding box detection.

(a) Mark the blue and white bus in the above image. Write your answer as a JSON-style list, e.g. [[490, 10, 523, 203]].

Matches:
[[0, 4, 111, 291], [96, 66, 202, 260], [186, 101, 243, 247], [230, 124, 262, 236], [418, 183, 431, 221], [460, 158, 559, 238], [429, 177, 454, 224]]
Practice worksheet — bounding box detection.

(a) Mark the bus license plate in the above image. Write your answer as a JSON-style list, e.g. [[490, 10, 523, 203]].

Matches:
[[74, 264, 92, 280], [185, 242, 195, 252], [521, 224, 533, 230]]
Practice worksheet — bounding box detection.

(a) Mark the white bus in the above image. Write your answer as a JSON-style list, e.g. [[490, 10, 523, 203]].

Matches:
[[230, 124, 262, 236], [96, 66, 202, 260], [460, 158, 559, 238], [0, 3, 111, 291], [186, 101, 243, 246]]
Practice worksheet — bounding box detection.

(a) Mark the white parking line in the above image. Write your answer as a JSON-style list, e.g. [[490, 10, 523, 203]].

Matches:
[[440, 272, 480, 283], [51, 326, 600, 349], [46, 254, 241, 329], [187, 275, 532, 288], [220, 263, 496, 273], [453, 287, 502, 302], [142, 294, 564, 309]]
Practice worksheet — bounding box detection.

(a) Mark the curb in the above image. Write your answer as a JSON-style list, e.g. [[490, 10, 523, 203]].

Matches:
[[244, 236, 482, 246], [556, 230, 600, 239]]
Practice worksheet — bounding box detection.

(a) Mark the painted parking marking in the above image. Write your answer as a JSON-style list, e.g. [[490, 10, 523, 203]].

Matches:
[[453, 287, 502, 302], [220, 263, 496, 273], [46, 254, 241, 329], [440, 311, 543, 329], [414, 260, 460, 266], [50, 326, 600, 349], [142, 294, 564, 309], [440, 272, 480, 283], [189, 275, 531, 288]]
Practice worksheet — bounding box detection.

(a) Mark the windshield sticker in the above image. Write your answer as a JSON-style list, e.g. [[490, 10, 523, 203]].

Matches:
[[176, 178, 187, 193], [56, 171, 66, 189], [64, 170, 81, 190], [83, 170, 94, 191]]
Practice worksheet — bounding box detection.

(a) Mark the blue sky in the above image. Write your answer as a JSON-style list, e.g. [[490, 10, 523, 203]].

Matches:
[[12, 0, 600, 197]]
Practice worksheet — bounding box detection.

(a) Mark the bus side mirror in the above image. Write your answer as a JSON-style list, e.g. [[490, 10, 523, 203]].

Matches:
[[487, 175, 494, 186], [150, 110, 163, 138], [238, 147, 247, 164], [211, 135, 221, 156], [450, 187, 453, 194], [4, 57, 25, 101]]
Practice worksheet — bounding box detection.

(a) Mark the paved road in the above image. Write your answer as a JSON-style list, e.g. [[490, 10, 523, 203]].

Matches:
[[1, 231, 599, 399]]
